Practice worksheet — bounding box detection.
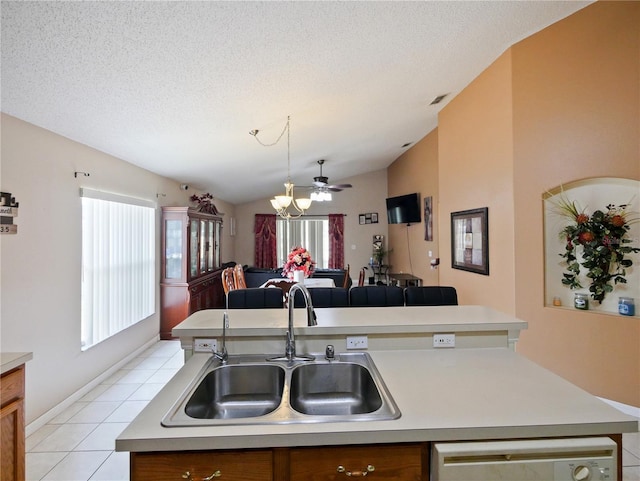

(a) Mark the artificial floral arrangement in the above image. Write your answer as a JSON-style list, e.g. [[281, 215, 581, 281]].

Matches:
[[282, 246, 315, 280], [555, 195, 639, 303], [190, 192, 219, 215]]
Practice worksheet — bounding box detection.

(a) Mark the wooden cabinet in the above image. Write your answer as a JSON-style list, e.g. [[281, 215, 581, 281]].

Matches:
[[131, 449, 273, 481], [161, 207, 224, 339], [290, 444, 426, 481], [1, 365, 26, 481], [129, 443, 427, 481]]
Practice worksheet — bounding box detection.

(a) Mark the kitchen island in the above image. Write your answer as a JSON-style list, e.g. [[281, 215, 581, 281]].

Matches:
[[116, 306, 637, 480]]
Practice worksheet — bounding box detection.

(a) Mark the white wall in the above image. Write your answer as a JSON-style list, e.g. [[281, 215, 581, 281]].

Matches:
[[0, 114, 236, 424], [233, 169, 389, 275]]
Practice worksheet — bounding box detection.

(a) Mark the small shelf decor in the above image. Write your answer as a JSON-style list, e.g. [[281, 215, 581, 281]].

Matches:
[[282, 246, 315, 281], [553, 194, 639, 304], [190, 192, 219, 215]]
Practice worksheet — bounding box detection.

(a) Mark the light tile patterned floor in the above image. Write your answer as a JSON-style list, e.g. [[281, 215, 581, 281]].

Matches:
[[26, 340, 640, 480], [26, 340, 183, 481]]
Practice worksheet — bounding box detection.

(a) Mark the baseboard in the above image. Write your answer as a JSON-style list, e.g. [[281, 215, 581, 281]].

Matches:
[[26, 334, 160, 436], [599, 397, 640, 419]]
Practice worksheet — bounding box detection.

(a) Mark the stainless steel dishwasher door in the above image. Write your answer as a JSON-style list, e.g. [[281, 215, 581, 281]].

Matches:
[[432, 437, 616, 481]]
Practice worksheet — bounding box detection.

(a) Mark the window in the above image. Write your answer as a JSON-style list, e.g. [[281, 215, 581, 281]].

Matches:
[[277, 218, 329, 268], [80, 189, 156, 350]]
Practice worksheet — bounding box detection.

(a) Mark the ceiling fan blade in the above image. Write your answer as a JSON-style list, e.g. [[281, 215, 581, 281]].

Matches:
[[328, 187, 343, 192], [327, 183, 352, 189]]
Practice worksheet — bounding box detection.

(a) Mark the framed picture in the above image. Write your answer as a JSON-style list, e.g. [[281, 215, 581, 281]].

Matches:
[[424, 196, 433, 241], [359, 214, 366, 225], [371, 212, 378, 223], [450, 207, 489, 275]]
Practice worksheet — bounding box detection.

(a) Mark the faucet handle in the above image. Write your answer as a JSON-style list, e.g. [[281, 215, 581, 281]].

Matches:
[[325, 344, 335, 360]]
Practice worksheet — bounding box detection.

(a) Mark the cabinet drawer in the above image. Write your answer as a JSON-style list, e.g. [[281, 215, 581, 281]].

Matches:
[[1, 367, 24, 407], [131, 449, 273, 481], [290, 443, 425, 481]]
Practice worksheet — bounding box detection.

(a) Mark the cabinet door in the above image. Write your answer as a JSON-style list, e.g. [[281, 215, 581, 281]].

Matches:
[[0, 399, 25, 481], [164, 219, 184, 280], [290, 444, 425, 481], [131, 449, 273, 481], [189, 218, 199, 279]]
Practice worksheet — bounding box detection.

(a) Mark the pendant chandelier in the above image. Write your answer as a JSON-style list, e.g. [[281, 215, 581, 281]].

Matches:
[[250, 116, 312, 219]]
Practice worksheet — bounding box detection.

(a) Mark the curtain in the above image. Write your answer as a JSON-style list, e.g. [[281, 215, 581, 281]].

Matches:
[[328, 213, 345, 269], [254, 214, 277, 268]]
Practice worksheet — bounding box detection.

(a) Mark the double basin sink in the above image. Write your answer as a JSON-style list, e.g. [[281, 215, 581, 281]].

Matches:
[[162, 352, 400, 426]]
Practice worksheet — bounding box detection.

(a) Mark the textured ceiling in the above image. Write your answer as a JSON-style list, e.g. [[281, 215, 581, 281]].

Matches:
[[1, 1, 590, 204]]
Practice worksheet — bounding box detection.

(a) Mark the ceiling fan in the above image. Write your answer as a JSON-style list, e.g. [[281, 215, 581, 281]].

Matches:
[[301, 160, 352, 202], [311, 159, 352, 191]]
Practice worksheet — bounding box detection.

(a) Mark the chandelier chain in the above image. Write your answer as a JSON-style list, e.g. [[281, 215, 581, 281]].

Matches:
[[251, 117, 290, 148]]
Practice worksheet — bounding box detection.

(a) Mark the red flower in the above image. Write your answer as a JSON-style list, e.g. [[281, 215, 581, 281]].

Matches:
[[611, 215, 625, 227], [578, 231, 594, 244], [576, 213, 589, 224]]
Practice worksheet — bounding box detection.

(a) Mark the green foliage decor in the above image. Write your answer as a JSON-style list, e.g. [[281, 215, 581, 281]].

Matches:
[[556, 197, 639, 303]]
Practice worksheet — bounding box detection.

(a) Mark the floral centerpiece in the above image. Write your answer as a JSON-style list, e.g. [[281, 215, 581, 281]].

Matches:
[[190, 193, 219, 215], [555, 195, 639, 303], [282, 246, 315, 280]]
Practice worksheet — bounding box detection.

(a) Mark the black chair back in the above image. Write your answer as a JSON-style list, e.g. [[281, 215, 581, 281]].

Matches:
[[292, 287, 350, 308], [227, 288, 284, 309], [404, 286, 458, 306], [349, 286, 404, 307]]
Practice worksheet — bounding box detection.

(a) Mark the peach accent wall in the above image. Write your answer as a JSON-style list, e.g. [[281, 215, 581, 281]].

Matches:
[[387, 129, 439, 286], [437, 50, 516, 314], [435, 1, 640, 406], [511, 1, 640, 406]]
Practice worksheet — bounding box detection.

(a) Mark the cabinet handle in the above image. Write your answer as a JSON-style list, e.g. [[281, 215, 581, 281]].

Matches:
[[182, 470, 221, 480], [337, 465, 375, 477]]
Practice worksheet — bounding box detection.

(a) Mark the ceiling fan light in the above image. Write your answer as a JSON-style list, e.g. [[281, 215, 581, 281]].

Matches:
[[323, 192, 332, 201], [296, 197, 312, 210], [310, 192, 320, 202]]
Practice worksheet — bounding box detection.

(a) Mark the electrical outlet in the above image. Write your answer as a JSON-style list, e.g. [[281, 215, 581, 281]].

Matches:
[[433, 333, 455, 348], [194, 338, 217, 353], [346, 336, 368, 349]]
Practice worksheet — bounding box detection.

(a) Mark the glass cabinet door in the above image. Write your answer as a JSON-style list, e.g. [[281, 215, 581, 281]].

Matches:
[[199, 219, 207, 274], [189, 220, 198, 278], [165, 219, 183, 279], [214, 221, 221, 268], [206, 220, 214, 272]]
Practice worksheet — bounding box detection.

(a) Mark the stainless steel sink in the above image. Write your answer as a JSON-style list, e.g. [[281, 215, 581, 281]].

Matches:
[[290, 363, 383, 415], [162, 352, 400, 426], [185, 364, 285, 419]]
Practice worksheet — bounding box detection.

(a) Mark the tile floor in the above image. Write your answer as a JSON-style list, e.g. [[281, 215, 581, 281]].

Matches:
[[25, 339, 640, 481]]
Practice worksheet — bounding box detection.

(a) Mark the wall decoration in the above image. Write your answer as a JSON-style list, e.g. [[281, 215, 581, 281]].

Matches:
[[0, 192, 19, 235], [424, 196, 433, 241], [359, 212, 379, 225], [451, 207, 489, 275], [543, 178, 640, 315]]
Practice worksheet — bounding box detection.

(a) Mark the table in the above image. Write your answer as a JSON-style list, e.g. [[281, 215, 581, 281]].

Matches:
[[388, 273, 422, 287], [259, 278, 335, 288]]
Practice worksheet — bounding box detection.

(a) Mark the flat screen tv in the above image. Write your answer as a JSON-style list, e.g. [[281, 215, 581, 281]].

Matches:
[[386, 193, 421, 225]]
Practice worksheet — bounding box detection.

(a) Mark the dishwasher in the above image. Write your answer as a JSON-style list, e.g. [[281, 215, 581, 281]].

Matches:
[[432, 437, 616, 480]]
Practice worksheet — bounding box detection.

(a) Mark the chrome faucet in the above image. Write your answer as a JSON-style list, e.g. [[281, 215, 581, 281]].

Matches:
[[269, 283, 317, 362], [213, 311, 229, 364]]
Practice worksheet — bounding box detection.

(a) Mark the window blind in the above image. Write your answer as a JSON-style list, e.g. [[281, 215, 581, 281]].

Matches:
[[277, 218, 329, 269], [80, 189, 156, 349]]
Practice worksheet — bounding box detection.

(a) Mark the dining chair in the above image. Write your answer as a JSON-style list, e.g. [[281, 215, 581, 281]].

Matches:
[[226, 287, 284, 309], [292, 287, 350, 308], [404, 286, 458, 306], [233, 264, 247, 289], [221, 267, 236, 295], [358, 267, 366, 287], [349, 286, 404, 307], [342, 264, 351, 288], [264, 280, 295, 307]]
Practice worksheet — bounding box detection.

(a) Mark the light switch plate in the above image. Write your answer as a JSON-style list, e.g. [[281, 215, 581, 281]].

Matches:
[[433, 333, 455, 348], [346, 336, 368, 349]]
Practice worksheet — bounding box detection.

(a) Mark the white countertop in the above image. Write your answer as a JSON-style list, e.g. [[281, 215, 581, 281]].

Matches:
[[173, 305, 528, 337], [116, 347, 638, 453], [1, 352, 33, 374]]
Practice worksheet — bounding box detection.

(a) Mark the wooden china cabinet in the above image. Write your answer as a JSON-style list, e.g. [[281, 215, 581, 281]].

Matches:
[[160, 207, 224, 339]]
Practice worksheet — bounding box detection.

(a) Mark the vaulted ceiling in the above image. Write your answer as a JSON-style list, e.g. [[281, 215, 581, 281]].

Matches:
[[1, 1, 590, 204]]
